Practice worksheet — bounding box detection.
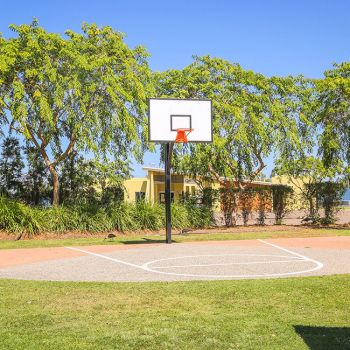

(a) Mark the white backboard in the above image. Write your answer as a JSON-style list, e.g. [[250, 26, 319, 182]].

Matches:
[[148, 98, 212, 142]]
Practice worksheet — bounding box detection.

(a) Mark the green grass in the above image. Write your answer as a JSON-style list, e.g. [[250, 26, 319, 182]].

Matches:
[[0, 276, 349, 349], [1, 228, 350, 249]]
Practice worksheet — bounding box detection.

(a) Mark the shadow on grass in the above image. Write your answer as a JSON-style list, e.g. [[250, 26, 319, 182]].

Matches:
[[294, 325, 350, 349]]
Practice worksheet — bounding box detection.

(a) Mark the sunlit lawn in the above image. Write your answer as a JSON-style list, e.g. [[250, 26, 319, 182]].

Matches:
[[0, 276, 349, 349], [1, 227, 350, 249]]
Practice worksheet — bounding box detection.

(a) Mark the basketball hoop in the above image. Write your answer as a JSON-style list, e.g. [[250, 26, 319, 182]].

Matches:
[[148, 98, 212, 244], [175, 128, 193, 143]]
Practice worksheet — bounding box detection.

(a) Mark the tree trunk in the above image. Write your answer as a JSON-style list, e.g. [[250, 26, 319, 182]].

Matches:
[[309, 197, 315, 216], [49, 165, 60, 206]]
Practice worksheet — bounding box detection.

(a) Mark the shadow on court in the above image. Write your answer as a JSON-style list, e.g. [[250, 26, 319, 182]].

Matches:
[[294, 325, 350, 349], [119, 237, 176, 245]]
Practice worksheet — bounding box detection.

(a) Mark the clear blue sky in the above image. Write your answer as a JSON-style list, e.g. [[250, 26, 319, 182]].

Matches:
[[1, 0, 349, 177]]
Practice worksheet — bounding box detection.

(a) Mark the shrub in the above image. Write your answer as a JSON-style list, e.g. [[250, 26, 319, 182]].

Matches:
[[0, 195, 40, 236], [108, 203, 141, 232], [302, 181, 346, 225], [0, 195, 216, 236], [180, 191, 215, 228], [272, 185, 294, 225], [316, 182, 345, 225], [171, 204, 190, 229], [35, 206, 83, 232], [240, 190, 255, 226], [191, 206, 214, 228], [133, 201, 163, 230], [219, 186, 239, 227], [256, 189, 271, 225]]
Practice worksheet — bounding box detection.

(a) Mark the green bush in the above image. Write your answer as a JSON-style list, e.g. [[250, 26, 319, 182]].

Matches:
[[187, 206, 214, 228], [0, 195, 40, 236], [37, 204, 115, 232], [35, 206, 84, 232], [133, 201, 164, 230], [0, 195, 215, 237], [171, 204, 190, 229], [179, 191, 215, 228], [108, 203, 141, 232]]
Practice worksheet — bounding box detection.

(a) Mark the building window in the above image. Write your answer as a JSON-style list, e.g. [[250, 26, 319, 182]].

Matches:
[[159, 192, 174, 204], [135, 192, 146, 202]]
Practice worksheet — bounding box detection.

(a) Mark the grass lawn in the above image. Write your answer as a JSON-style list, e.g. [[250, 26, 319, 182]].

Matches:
[[1, 227, 350, 249], [0, 276, 349, 349]]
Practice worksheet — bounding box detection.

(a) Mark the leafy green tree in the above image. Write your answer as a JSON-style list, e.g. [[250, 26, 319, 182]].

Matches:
[[157, 56, 312, 225], [273, 156, 342, 219], [0, 21, 153, 205], [316, 63, 350, 178], [0, 136, 24, 198], [59, 153, 126, 205]]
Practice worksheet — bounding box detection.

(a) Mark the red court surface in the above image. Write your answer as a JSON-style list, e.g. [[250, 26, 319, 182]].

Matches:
[[1, 236, 350, 282]]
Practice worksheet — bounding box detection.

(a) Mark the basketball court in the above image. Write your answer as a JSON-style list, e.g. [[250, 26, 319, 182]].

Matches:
[[1, 236, 350, 282]]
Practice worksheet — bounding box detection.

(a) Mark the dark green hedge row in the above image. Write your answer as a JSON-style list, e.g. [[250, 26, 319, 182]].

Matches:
[[0, 195, 214, 237]]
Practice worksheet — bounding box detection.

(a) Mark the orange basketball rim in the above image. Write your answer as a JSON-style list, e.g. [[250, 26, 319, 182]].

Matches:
[[175, 128, 193, 143]]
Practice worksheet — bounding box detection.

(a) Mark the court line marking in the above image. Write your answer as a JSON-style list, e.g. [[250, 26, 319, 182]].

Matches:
[[257, 239, 324, 267], [65, 240, 324, 279], [141, 241, 324, 278], [153, 259, 305, 269], [65, 246, 142, 269]]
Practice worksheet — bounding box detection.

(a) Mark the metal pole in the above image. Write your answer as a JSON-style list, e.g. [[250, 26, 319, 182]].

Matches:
[[164, 142, 173, 244]]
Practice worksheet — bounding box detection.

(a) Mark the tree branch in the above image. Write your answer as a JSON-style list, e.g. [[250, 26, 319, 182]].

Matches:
[[25, 123, 52, 168], [250, 143, 266, 181], [51, 135, 76, 166]]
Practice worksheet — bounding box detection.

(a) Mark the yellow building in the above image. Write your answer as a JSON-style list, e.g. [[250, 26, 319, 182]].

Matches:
[[123, 166, 202, 204], [271, 175, 310, 209], [124, 166, 273, 207]]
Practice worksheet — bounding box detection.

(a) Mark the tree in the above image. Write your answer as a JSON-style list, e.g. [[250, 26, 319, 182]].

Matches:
[[59, 151, 88, 204], [273, 156, 342, 218], [274, 61, 350, 219], [316, 63, 350, 180], [0, 136, 24, 198], [59, 154, 127, 205], [23, 142, 50, 205], [0, 21, 153, 205], [157, 56, 312, 225], [315, 181, 346, 225]]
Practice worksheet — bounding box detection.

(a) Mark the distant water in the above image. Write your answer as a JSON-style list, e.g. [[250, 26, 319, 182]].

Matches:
[[344, 189, 350, 200]]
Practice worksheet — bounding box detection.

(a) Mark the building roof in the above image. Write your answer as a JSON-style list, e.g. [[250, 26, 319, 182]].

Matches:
[[142, 166, 164, 172], [142, 166, 277, 186]]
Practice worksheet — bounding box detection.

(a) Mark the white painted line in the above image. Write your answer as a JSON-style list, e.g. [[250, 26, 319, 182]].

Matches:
[[141, 253, 303, 261], [65, 243, 324, 280], [65, 246, 143, 270], [154, 259, 304, 269], [141, 252, 324, 279], [257, 239, 324, 269]]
